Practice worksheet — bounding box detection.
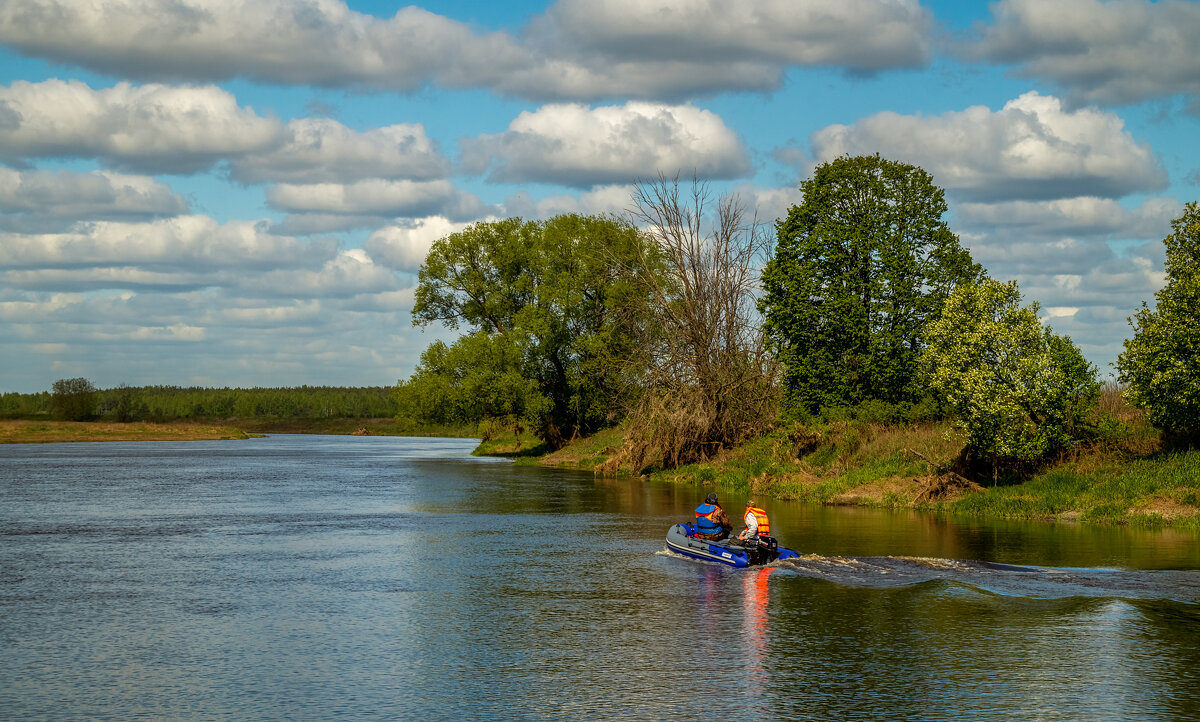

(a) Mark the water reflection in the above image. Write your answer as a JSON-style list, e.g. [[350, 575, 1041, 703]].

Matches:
[[742, 566, 774, 700]]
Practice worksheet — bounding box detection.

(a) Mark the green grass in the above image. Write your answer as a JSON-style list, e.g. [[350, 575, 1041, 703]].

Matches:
[[472, 429, 548, 459], [494, 393, 1200, 530], [948, 450, 1200, 529]]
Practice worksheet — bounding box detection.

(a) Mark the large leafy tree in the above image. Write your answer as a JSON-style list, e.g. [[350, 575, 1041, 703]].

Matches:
[[1118, 201, 1200, 437], [50, 377, 97, 421], [407, 214, 650, 447], [761, 155, 982, 415], [923, 279, 1099, 469]]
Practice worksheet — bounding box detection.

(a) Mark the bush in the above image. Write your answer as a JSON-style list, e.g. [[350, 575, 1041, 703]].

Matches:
[[1119, 201, 1200, 439], [49, 378, 97, 421], [923, 279, 1099, 475]]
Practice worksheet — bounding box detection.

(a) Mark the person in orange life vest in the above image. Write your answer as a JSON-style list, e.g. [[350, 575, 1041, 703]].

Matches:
[[694, 492, 732, 540], [738, 500, 770, 542]]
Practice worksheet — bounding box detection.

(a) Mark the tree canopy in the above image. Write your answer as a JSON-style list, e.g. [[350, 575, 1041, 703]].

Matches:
[[761, 155, 982, 416], [923, 279, 1098, 469], [50, 377, 97, 421], [1118, 201, 1200, 437], [406, 214, 652, 447]]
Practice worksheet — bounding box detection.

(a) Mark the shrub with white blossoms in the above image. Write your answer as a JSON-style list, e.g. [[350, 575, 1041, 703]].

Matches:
[[1119, 202, 1200, 438], [923, 279, 1099, 466]]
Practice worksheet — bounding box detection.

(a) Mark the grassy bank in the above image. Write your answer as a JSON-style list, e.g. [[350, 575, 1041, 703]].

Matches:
[[523, 418, 1200, 530], [0, 417, 476, 443], [0, 420, 255, 443]]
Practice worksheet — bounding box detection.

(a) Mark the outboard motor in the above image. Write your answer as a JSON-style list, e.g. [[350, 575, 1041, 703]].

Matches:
[[756, 536, 779, 563]]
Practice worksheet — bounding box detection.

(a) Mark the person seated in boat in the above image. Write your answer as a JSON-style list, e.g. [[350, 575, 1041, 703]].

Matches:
[[738, 500, 770, 544], [694, 492, 732, 540]]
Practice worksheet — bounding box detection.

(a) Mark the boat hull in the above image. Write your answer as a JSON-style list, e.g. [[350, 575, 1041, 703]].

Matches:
[[665, 523, 799, 568]]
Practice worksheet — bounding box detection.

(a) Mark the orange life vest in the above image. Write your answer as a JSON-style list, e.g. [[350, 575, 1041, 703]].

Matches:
[[745, 506, 770, 537]]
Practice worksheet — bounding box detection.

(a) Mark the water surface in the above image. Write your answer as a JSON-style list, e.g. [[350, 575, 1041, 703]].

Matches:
[[2, 435, 1198, 719]]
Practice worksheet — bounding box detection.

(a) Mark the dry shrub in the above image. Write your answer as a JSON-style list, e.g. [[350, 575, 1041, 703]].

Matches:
[[602, 174, 778, 474], [1098, 381, 1148, 426], [609, 380, 777, 474], [913, 473, 984, 504], [787, 423, 823, 457]]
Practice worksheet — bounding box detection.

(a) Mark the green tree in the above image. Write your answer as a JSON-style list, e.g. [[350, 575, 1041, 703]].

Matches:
[[1118, 202, 1200, 438], [395, 332, 546, 426], [409, 214, 651, 447], [761, 155, 982, 416], [923, 279, 1099, 471], [50, 377, 97, 421]]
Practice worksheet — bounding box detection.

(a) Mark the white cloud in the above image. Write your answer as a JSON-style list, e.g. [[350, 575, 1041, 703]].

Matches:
[[265, 180, 493, 223], [270, 213, 396, 236], [0, 80, 283, 173], [461, 102, 752, 187], [534, 0, 930, 70], [0, 169, 187, 230], [810, 92, 1166, 201], [247, 248, 399, 298], [0, 215, 336, 273], [230, 118, 450, 183], [500, 184, 636, 220], [365, 217, 476, 273], [0, 286, 425, 389], [729, 183, 803, 229], [0, 1, 526, 91], [954, 196, 1181, 240], [965, 0, 1200, 106], [0, 0, 932, 101]]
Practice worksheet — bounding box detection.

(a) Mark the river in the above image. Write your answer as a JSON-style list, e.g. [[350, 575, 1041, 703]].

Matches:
[[2, 434, 1199, 719]]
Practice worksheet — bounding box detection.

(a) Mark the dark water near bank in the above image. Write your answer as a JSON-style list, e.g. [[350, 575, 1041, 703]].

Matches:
[[2, 435, 1199, 719]]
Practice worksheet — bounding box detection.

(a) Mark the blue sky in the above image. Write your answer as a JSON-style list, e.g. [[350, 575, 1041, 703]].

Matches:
[[1, 0, 1197, 392]]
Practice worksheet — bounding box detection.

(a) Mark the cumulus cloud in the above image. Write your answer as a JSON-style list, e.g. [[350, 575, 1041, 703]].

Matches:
[[0, 0, 932, 100], [365, 217, 476, 273], [810, 91, 1166, 201], [0, 169, 188, 231], [270, 213, 396, 236], [461, 102, 751, 187], [0, 286, 423, 389], [532, 0, 930, 70], [0, 80, 283, 173], [230, 118, 450, 183], [265, 179, 492, 221], [0, 1, 525, 91], [0, 215, 336, 274], [500, 185, 635, 220], [954, 196, 1182, 240], [964, 0, 1200, 107], [247, 248, 399, 298]]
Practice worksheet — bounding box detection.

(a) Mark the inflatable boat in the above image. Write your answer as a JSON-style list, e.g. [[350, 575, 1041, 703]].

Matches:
[[665, 522, 800, 568]]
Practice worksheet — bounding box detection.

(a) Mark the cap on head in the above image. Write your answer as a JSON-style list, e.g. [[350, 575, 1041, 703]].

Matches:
[[705, 492, 718, 505], [746, 499, 755, 508]]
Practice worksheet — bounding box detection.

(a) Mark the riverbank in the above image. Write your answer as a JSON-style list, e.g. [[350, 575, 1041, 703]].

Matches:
[[0, 420, 256, 443], [521, 421, 1200, 530], [0, 417, 476, 443]]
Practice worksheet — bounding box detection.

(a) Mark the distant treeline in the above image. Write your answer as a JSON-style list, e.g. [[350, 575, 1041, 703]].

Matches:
[[0, 385, 399, 421]]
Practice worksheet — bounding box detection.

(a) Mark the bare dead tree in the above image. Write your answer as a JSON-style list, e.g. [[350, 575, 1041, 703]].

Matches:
[[604, 174, 779, 473]]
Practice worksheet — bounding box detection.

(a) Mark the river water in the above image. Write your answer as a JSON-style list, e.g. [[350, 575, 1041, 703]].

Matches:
[[2, 434, 1199, 720]]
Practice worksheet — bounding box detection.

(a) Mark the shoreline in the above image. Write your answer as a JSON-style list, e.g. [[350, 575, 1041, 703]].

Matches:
[[9, 419, 1197, 532], [0, 420, 256, 443]]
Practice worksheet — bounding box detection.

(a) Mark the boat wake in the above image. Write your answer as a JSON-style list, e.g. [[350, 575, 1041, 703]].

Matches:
[[774, 554, 1200, 604]]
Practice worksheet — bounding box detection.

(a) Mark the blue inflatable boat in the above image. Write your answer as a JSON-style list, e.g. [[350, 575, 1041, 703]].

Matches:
[[665, 522, 800, 568]]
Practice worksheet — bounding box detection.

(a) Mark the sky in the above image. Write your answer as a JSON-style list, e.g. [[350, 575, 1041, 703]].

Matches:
[[0, 0, 1197, 393]]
